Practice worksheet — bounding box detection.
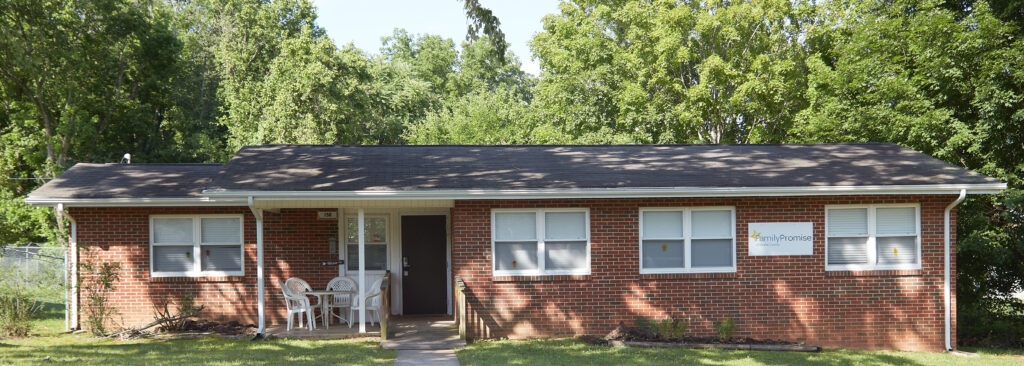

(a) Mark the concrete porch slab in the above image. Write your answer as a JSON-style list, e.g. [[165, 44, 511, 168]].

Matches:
[[381, 316, 466, 350]]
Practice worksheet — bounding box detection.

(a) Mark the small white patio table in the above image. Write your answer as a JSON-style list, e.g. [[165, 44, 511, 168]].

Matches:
[[304, 289, 355, 329]]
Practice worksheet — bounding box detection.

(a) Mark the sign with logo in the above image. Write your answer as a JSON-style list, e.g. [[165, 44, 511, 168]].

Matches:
[[748, 222, 813, 256]]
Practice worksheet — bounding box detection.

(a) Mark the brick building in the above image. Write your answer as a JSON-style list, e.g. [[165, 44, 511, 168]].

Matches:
[[27, 144, 1005, 351]]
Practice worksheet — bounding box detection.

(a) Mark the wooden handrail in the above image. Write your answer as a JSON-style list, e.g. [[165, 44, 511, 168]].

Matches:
[[380, 271, 391, 340], [455, 275, 466, 340]]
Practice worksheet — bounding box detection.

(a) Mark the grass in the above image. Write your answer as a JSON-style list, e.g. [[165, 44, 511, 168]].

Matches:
[[457, 338, 1024, 366], [0, 303, 396, 366]]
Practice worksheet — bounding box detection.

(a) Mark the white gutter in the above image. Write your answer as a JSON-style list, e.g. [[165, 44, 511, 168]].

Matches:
[[201, 183, 1006, 201], [25, 184, 1005, 207], [944, 189, 967, 351], [56, 203, 78, 331], [247, 196, 266, 337]]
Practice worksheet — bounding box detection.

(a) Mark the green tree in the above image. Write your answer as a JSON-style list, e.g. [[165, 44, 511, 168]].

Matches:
[[530, 0, 810, 144], [792, 0, 1024, 345], [404, 89, 535, 144]]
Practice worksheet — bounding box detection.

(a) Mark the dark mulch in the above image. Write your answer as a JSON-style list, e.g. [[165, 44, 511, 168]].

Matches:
[[159, 320, 257, 336], [592, 321, 797, 346]]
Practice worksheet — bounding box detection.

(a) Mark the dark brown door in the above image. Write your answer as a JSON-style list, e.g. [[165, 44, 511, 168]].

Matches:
[[401, 215, 447, 314]]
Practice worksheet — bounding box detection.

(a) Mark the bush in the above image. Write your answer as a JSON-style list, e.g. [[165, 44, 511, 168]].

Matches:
[[0, 285, 41, 337], [715, 318, 736, 342], [958, 300, 1024, 348], [153, 296, 203, 332], [81, 261, 120, 336]]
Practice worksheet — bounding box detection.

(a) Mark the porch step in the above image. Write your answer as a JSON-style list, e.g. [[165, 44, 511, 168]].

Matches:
[[382, 338, 466, 350], [382, 316, 464, 350]]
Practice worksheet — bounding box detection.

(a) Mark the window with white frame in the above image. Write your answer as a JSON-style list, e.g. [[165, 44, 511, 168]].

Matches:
[[826, 205, 920, 270], [491, 209, 589, 276], [639, 208, 735, 273], [345, 216, 388, 271], [150, 215, 244, 277]]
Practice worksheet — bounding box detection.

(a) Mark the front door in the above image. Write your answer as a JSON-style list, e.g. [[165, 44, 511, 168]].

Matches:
[[401, 215, 447, 314]]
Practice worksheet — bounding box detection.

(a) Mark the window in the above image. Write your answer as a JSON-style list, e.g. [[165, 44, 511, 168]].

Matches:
[[639, 208, 735, 274], [491, 209, 589, 276], [150, 215, 243, 277], [826, 205, 920, 270], [345, 216, 388, 271]]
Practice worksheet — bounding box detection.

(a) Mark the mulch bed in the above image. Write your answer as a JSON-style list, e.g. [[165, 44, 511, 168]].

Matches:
[[158, 320, 258, 336], [578, 321, 818, 352], [602, 322, 796, 346]]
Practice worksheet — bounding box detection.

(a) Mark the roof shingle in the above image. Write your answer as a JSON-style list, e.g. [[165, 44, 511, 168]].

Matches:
[[29, 163, 222, 199], [28, 144, 1003, 200], [205, 143, 1001, 192]]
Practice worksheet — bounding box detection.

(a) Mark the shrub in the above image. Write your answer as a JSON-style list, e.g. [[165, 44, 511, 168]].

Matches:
[[153, 296, 203, 332], [0, 285, 41, 337], [715, 318, 736, 342], [634, 316, 688, 340], [81, 261, 120, 336]]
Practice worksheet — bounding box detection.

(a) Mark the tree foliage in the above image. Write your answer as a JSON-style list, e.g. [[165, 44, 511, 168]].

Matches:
[[530, 0, 810, 144], [1, 0, 1022, 345]]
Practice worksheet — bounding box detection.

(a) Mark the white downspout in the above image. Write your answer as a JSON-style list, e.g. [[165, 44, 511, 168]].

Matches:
[[57, 203, 78, 331], [248, 197, 266, 336], [358, 208, 366, 333], [944, 189, 967, 351]]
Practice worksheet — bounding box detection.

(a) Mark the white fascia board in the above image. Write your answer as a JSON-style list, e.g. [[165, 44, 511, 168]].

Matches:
[[24, 196, 249, 207], [202, 183, 1007, 201]]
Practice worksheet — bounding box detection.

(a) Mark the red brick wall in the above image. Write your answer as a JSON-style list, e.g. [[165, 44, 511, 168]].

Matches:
[[72, 207, 340, 329], [451, 195, 960, 351]]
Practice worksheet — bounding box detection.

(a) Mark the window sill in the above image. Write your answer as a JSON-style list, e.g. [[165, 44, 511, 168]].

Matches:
[[825, 269, 923, 277], [492, 274, 591, 282], [150, 275, 246, 283], [640, 272, 739, 280]]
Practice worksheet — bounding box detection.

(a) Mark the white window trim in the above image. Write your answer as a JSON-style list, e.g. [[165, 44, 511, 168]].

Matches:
[[149, 214, 245, 277], [343, 215, 390, 274], [491, 208, 591, 277], [825, 203, 922, 271], [639, 207, 737, 274]]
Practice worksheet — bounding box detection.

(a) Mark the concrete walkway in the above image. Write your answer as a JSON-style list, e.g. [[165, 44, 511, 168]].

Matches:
[[384, 317, 464, 366], [395, 349, 459, 366]]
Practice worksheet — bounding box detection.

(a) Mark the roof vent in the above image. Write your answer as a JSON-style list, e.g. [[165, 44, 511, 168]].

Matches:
[[120, 153, 131, 164]]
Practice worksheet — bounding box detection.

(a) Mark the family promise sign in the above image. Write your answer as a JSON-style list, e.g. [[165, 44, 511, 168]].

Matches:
[[748, 222, 814, 256]]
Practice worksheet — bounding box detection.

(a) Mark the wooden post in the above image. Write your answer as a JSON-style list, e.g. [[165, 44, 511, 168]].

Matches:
[[380, 271, 391, 340], [455, 276, 466, 340]]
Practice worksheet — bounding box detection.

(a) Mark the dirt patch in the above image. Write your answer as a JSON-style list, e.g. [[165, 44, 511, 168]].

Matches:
[[159, 320, 257, 336]]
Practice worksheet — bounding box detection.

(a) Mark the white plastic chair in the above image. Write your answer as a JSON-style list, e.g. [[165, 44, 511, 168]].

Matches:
[[325, 277, 357, 327], [349, 276, 385, 328], [280, 279, 316, 332]]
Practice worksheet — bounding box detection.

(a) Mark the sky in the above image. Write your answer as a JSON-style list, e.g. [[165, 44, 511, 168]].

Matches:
[[311, 0, 561, 75]]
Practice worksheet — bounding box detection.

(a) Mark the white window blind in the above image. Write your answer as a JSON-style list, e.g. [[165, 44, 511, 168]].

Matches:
[[151, 216, 243, 277], [827, 208, 868, 236], [640, 208, 735, 273], [492, 209, 589, 275], [201, 218, 241, 243], [153, 218, 193, 244], [827, 205, 919, 270]]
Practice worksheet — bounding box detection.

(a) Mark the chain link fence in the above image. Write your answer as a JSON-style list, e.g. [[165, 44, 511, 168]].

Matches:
[[0, 245, 67, 304]]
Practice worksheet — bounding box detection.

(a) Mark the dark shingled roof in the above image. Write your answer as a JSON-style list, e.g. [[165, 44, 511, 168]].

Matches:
[[203, 143, 1002, 192], [27, 144, 1003, 200], [29, 163, 222, 199]]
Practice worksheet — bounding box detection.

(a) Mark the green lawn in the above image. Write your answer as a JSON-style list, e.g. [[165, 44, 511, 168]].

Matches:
[[0, 306, 396, 366], [457, 338, 1024, 366]]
